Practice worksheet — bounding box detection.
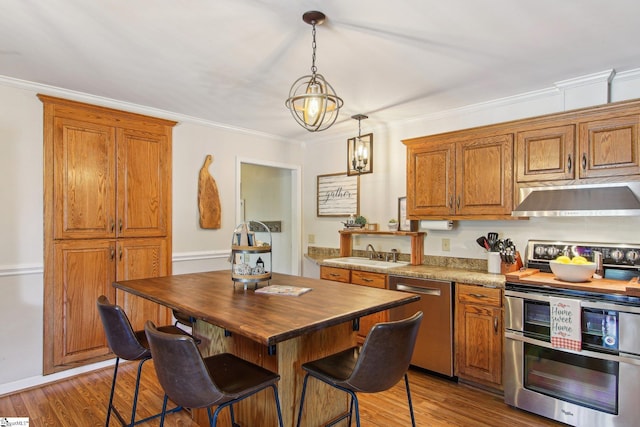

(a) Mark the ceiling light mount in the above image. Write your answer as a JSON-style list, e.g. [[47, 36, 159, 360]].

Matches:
[[285, 10, 343, 132]]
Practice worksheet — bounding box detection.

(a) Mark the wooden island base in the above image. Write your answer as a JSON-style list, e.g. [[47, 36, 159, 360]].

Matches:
[[194, 320, 356, 427]]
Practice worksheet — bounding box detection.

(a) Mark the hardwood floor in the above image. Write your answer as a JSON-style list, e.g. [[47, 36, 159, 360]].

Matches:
[[0, 361, 563, 426]]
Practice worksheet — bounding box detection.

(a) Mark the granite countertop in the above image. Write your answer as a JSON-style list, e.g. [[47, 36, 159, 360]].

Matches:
[[306, 250, 505, 288]]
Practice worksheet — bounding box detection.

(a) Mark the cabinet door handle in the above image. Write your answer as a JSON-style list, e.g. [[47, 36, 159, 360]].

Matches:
[[494, 316, 498, 333], [567, 154, 572, 173], [456, 195, 461, 209], [119, 246, 123, 261], [110, 219, 115, 233], [110, 247, 115, 261], [449, 195, 453, 209], [470, 293, 486, 298], [361, 278, 374, 283], [329, 273, 341, 277], [119, 218, 123, 233], [582, 153, 587, 170]]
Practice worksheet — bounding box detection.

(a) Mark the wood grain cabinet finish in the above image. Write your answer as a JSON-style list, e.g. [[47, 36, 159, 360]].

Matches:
[[405, 133, 513, 219], [516, 114, 640, 183], [455, 283, 503, 390], [320, 266, 388, 343], [516, 125, 576, 182], [578, 114, 640, 179], [52, 119, 169, 239], [41, 95, 175, 374]]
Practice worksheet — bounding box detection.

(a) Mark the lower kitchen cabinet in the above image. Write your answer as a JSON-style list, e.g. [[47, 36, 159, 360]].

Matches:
[[47, 238, 171, 372], [320, 266, 388, 342], [455, 283, 503, 390]]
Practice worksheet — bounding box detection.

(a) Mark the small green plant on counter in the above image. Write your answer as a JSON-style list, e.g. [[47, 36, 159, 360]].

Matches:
[[388, 218, 398, 223], [354, 215, 367, 226]]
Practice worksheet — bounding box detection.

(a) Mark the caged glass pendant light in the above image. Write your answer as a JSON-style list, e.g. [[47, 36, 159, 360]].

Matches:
[[347, 114, 373, 175], [285, 11, 343, 132]]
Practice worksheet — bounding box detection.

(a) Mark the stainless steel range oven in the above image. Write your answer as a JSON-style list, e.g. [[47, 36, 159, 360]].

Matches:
[[504, 240, 640, 427]]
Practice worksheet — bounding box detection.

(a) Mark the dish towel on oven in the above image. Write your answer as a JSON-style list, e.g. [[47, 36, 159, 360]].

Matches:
[[550, 296, 582, 351]]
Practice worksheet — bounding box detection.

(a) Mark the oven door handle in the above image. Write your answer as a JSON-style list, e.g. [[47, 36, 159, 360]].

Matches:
[[505, 331, 640, 365]]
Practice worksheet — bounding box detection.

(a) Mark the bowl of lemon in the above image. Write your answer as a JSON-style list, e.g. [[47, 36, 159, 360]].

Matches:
[[549, 255, 597, 282]]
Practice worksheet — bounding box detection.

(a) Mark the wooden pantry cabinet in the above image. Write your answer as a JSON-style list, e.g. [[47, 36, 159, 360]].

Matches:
[[320, 266, 387, 343], [41, 95, 176, 374], [404, 133, 513, 219], [454, 283, 503, 390]]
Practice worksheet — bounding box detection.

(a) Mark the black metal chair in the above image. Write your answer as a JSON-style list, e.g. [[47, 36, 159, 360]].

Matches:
[[296, 311, 423, 427], [144, 320, 284, 427], [96, 295, 194, 426], [172, 309, 196, 328]]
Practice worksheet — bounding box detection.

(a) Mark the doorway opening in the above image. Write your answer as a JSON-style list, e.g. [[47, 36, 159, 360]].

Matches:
[[236, 158, 301, 275]]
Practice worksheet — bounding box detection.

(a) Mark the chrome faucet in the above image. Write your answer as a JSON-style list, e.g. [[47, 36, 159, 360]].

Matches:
[[366, 244, 379, 260], [386, 248, 399, 262]]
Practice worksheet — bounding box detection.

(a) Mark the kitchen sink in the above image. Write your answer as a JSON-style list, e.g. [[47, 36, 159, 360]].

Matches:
[[325, 257, 410, 269]]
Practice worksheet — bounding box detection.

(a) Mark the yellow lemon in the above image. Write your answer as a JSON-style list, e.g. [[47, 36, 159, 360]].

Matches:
[[571, 256, 588, 264], [556, 255, 571, 264]]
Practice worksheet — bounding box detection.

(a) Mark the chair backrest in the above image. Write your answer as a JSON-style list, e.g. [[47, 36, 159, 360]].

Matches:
[[346, 311, 423, 393], [144, 320, 224, 409], [97, 295, 149, 361]]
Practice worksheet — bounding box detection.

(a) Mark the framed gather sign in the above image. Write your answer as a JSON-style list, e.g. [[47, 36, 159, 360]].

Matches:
[[317, 173, 360, 217]]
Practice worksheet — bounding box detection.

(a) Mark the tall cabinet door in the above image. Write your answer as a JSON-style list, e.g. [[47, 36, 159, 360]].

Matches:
[[51, 240, 115, 368], [53, 118, 116, 239], [407, 141, 455, 217], [115, 238, 170, 331], [116, 128, 169, 238], [456, 134, 513, 216]]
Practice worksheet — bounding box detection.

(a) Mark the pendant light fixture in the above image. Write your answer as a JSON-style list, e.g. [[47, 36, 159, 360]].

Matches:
[[285, 11, 343, 132], [347, 114, 373, 176]]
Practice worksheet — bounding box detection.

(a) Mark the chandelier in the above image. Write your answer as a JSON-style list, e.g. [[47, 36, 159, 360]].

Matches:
[[347, 114, 373, 175], [285, 11, 343, 132]]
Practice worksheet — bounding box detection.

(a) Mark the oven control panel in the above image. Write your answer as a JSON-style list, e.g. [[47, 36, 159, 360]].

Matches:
[[526, 240, 640, 268]]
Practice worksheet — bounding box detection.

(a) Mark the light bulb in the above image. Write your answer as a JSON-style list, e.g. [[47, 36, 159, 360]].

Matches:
[[303, 83, 324, 126]]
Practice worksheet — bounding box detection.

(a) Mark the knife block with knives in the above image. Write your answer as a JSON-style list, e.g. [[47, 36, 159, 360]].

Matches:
[[501, 251, 523, 275]]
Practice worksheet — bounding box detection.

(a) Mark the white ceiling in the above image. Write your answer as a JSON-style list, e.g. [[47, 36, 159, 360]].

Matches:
[[2, 0, 640, 141]]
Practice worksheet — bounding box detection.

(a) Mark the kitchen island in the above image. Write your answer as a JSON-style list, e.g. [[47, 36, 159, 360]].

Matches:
[[114, 270, 419, 427]]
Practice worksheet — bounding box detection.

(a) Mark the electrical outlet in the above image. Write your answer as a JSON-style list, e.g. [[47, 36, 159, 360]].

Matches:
[[442, 238, 451, 252], [308, 234, 315, 244]]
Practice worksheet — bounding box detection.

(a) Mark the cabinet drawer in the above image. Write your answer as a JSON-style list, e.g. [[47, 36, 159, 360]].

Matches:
[[351, 270, 387, 289], [457, 283, 502, 307], [320, 266, 350, 283]]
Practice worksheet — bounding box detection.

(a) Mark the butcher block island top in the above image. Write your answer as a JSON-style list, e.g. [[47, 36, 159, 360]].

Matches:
[[113, 270, 419, 347], [114, 270, 420, 426]]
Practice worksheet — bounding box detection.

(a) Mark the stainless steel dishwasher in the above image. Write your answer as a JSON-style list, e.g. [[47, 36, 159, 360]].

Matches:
[[389, 275, 454, 377]]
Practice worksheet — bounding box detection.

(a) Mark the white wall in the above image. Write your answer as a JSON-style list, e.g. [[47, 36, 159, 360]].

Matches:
[[301, 69, 640, 276]]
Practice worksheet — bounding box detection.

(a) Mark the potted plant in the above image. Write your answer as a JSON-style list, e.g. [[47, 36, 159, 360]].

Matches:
[[388, 218, 399, 231], [354, 215, 367, 228]]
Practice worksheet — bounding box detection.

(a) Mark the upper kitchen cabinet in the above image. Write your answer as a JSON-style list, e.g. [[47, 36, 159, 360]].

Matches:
[[516, 124, 576, 182], [50, 109, 170, 240], [404, 133, 514, 219], [578, 114, 640, 179], [516, 108, 640, 184]]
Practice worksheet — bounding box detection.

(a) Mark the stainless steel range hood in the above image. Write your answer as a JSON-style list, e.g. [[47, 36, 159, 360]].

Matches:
[[512, 182, 640, 217]]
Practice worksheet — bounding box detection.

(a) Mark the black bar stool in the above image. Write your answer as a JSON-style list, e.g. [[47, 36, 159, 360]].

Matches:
[[296, 311, 423, 427], [96, 295, 197, 426], [144, 320, 284, 427]]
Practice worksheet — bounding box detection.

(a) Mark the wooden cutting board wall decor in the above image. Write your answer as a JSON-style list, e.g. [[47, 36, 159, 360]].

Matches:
[[198, 154, 221, 229]]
